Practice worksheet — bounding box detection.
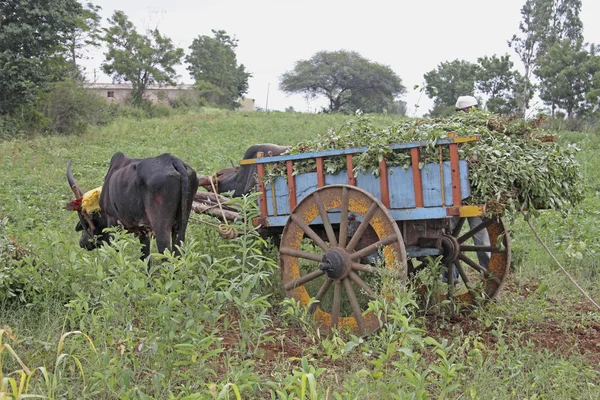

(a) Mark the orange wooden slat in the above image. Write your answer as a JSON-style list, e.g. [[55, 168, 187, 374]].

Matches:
[[286, 160, 297, 211], [449, 143, 462, 206], [346, 154, 356, 186], [316, 157, 325, 188], [256, 152, 268, 217], [378, 158, 390, 208], [411, 148, 424, 207]]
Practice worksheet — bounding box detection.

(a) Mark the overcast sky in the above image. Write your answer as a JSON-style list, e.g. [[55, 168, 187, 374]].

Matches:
[[83, 0, 600, 116]]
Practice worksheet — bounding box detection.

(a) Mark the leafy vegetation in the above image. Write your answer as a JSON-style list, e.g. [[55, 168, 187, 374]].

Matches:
[[1, 111, 599, 399]]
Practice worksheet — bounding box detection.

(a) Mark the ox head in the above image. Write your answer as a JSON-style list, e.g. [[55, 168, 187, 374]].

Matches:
[[65, 160, 110, 250]]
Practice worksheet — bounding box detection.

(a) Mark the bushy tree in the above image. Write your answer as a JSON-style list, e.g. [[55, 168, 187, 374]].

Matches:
[[535, 40, 599, 117], [423, 59, 478, 113], [0, 0, 83, 114], [279, 50, 405, 114], [476, 54, 529, 115], [186, 30, 251, 109], [101, 11, 184, 105], [508, 0, 583, 115]]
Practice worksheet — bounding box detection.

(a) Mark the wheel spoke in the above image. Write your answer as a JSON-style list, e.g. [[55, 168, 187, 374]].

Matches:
[[290, 214, 329, 251], [454, 260, 473, 288], [346, 202, 379, 252], [350, 234, 398, 261], [332, 281, 341, 327], [458, 253, 502, 285], [451, 217, 466, 237], [309, 279, 333, 314], [283, 269, 325, 290], [343, 278, 366, 336], [351, 262, 383, 275], [349, 271, 377, 298], [338, 187, 350, 248], [313, 192, 337, 247], [457, 218, 494, 244], [280, 246, 323, 262], [460, 245, 501, 253]]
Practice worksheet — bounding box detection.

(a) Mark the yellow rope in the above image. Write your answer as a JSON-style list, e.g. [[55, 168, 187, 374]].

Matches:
[[209, 176, 238, 239]]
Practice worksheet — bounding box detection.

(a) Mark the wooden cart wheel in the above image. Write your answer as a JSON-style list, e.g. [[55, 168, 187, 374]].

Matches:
[[441, 216, 511, 305], [279, 184, 407, 336]]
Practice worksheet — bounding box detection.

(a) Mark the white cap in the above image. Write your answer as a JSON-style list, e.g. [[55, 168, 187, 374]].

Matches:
[[455, 96, 478, 109]]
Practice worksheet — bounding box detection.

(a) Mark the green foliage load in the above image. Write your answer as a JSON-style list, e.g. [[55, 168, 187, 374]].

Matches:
[[274, 111, 584, 214]]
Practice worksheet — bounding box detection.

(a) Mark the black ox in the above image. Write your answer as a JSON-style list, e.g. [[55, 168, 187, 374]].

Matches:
[[66, 152, 199, 258], [198, 144, 290, 196]]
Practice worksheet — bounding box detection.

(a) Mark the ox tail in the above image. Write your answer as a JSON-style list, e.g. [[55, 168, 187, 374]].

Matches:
[[173, 159, 191, 250]]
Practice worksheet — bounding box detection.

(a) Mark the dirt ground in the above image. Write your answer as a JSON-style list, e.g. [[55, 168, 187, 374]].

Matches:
[[214, 278, 600, 377]]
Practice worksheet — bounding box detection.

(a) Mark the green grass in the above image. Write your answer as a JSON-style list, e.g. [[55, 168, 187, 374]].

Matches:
[[1, 110, 600, 399]]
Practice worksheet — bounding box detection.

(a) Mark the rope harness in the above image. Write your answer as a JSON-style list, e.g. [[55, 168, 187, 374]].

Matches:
[[191, 175, 238, 239]]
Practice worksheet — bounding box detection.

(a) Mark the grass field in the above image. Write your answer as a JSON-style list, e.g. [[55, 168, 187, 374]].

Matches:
[[1, 110, 600, 399]]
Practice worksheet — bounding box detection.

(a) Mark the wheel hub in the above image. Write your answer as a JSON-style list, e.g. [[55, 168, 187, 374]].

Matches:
[[441, 234, 460, 263], [319, 248, 350, 280]]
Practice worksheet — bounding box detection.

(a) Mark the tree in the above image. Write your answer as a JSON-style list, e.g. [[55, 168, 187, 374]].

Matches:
[[535, 40, 598, 117], [279, 50, 405, 114], [587, 46, 600, 114], [538, 0, 583, 56], [64, 2, 102, 78], [101, 11, 184, 105], [476, 54, 528, 115], [423, 59, 478, 112], [186, 30, 251, 109], [508, 0, 583, 115], [0, 0, 83, 114]]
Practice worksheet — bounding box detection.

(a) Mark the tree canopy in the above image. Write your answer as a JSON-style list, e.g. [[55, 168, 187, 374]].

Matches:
[[0, 0, 83, 114], [279, 50, 405, 114], [423, 59, 478, 114], [535, 40, 599, 117], [101, 11, 184, 105], [508, 0, 583, 115], [186, 30, 251, 109], [476, 54, 528, 115]]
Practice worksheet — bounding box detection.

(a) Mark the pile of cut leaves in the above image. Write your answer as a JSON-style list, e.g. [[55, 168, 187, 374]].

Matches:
[[269, 111, 584, 214]]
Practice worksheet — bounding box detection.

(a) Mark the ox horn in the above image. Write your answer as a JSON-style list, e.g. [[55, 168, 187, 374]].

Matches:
[[66, 160, 84, 199], [66, 160, 96, 232]]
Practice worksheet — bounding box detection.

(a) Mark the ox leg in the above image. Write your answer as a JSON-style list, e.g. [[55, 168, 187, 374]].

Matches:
[[171, 229, 184, 257], [154, 230, 172, 256], [139, 233, 151, 260]]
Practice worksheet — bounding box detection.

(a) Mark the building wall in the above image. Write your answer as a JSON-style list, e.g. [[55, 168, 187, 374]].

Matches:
[[238, 97, 255, 112], [87, 83, 254, 111]]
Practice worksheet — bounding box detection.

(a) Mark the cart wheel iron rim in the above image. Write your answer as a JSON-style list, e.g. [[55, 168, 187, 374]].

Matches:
[[279, 184, 408, 337]]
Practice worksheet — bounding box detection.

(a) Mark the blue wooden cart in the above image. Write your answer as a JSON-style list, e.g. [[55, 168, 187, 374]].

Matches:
[[239, 133, 511, 336]]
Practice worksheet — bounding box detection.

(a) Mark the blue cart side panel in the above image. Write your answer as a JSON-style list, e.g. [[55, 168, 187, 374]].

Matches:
[[262, 160, 470, 221]]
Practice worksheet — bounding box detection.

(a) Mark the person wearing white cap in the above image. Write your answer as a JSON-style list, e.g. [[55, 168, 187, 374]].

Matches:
[[449, 95, 491, 271], [455, 96, 478, 112]]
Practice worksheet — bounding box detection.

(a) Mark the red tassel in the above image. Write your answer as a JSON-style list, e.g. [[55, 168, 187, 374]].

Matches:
[[70, 198, 82, 211]]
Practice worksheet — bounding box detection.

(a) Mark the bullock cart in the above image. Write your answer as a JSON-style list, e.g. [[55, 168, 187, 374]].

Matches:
[[216, 133, 510, 336]]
